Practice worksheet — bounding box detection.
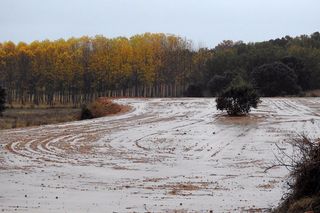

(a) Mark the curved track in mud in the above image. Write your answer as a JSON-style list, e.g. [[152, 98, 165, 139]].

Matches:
[[1, 98, 320, 212]]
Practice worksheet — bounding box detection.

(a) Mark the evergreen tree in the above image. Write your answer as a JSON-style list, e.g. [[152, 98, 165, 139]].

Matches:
[[252, 62, 301, 96], [216, 84, 260, 116]]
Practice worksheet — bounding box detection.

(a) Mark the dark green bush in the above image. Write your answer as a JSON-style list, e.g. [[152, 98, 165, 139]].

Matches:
[[216, 84, 260, 116], [252, 62, 301, 96], [184, 84, 203, 97], [207, 74, 232, 96], [281, 56, 311, 90], [80, 104, 93, 120], [0, 86, 6, 116]]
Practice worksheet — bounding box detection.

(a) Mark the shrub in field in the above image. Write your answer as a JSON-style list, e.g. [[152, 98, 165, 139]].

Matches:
[[273, 136, 320, 213], [0, 86, 6, 116], [80, 105, 93, 120], [216, 84, 260, 116]]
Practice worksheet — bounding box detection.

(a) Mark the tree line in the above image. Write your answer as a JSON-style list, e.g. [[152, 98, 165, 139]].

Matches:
[[0, 33, 198, 105], [0, 32, 320, 105], [193, 32, 320, 97]]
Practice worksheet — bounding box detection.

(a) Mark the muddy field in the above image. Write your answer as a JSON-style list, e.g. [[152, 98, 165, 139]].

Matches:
[[0, 98, 320, 212]]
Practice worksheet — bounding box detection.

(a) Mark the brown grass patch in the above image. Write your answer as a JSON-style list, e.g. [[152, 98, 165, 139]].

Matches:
[[88, 97, 130, 118], [79, 97, 131, 120], [0, 98, 131, 129], [0, 108, 80, 130]]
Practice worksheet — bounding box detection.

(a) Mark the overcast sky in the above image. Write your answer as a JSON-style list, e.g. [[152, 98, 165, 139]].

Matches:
[[1, 0, 319, 47]]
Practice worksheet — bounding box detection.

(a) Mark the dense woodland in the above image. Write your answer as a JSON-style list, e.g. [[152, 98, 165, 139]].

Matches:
[[0, 32, 320, 105]]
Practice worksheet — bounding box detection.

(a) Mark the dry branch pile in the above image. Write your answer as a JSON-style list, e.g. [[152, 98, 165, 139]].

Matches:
[[274, 136, 320, 213]]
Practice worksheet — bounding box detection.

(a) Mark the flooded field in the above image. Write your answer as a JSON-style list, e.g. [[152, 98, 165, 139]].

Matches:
[[1, 98, 320, 212]]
